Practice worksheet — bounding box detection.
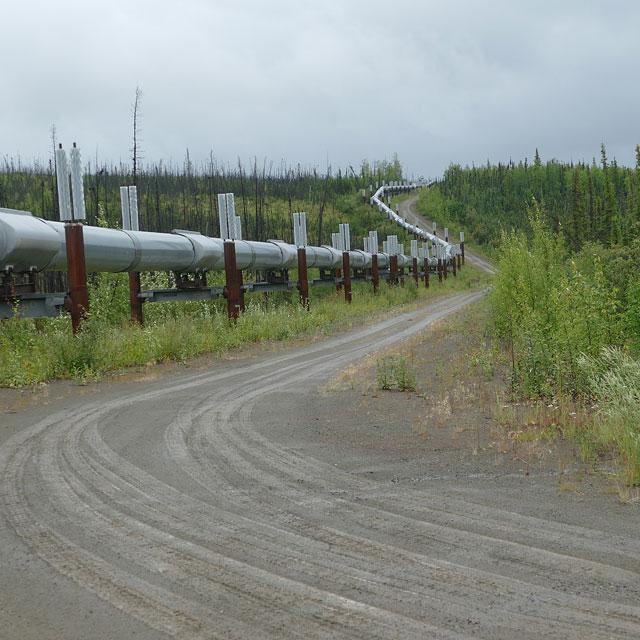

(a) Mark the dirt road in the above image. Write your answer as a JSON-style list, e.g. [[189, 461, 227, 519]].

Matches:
[[1, 290, 639, 639], [398, 194, 496, 274]]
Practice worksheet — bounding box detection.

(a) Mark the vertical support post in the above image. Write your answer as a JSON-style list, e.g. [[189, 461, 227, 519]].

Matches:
[[438, 255, 443, 283], [64, 223, 89, 334], [424, 258, 429, 288], [452, 254, 457, 277], [460, 231, 465, 265], [413, 257, 419, 284], [223, 241, 243, 321], [458, 254, 462, 269], [297, 247, 310, 310], [389, 255, 398, 286], [443, 255, 448, 279], [129, 272, 143, 324], [342, 252, 352, 303], [372, 253, 379, 294], [237, 267, 245, 311]]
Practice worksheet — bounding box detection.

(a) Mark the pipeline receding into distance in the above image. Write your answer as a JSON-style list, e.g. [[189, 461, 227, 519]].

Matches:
[[0, 183, 456, 276]]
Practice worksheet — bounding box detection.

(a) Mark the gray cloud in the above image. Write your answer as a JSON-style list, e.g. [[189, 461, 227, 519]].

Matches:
[[2, 0, 640, 177]]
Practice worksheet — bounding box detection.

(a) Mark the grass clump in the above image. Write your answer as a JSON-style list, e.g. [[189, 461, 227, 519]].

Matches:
[[376, 354, 416, 391]]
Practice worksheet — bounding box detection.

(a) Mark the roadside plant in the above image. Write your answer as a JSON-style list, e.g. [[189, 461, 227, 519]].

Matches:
[[376, 354, 416, 391]]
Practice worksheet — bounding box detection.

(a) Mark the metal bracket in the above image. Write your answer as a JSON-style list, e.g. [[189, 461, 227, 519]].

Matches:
[[263, 269, 289, 284], [1, 267, 37, 298], [173, 270, 208, 290]]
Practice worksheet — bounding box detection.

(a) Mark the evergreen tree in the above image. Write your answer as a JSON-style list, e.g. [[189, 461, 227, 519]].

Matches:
[[600, 144, 619, 245], [586, 167, 596, 241], [568, 168, 587, 249]]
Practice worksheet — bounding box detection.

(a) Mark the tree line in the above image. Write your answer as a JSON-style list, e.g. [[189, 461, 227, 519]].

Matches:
[[422, 145, 640, 252], [0, 154, 403, 245]]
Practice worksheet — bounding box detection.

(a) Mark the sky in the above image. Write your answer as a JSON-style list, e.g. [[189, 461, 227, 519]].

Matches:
[[2, 0, 640, 179]]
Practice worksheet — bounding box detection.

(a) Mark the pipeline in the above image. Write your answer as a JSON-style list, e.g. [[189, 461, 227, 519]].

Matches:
[[0, 207, 420, 276], [371, 183, 459, 260]]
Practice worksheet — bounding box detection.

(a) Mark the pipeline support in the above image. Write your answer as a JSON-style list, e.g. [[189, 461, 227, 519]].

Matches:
[[129, 272, 143, 324], [64, 223, 89, 334], [342, 252, 352, 303], [372, 254, 379, 294], [223, 241, 244, 321], [297, 247, 310, 310]]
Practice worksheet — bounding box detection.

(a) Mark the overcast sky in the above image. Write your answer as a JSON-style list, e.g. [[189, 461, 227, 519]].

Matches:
[[2, 0, 639, 179]]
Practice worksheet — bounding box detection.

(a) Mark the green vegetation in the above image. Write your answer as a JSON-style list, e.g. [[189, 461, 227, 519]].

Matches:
[[491, 203, 640, 484], [416, 144, 640, 260], [443, 145, 640, 487], [0, 151, 489, 390], [376, 354, 417, 391], [0, 154, 403, 242], [0, 263, 488, 388]]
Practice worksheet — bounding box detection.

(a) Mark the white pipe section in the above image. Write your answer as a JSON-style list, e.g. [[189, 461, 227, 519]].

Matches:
[[0, 208, 420, 275], [371, 184, 454, 258]]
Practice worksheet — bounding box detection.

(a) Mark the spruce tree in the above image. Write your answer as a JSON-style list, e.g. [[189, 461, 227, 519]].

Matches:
[[568, 168, 587, 249], [600, 144, 619, 245]]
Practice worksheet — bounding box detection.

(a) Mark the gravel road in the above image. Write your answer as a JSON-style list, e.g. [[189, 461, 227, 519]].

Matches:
[[1, 287, 639, 639]]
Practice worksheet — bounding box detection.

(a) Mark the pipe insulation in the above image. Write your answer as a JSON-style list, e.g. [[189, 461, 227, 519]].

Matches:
[[371, 184, 455, 258], [0, 208, 416, 274]]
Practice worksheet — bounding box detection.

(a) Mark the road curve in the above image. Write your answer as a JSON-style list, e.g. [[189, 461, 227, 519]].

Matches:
[[398, 194, 496, 274], [1, 290, 640, 638]]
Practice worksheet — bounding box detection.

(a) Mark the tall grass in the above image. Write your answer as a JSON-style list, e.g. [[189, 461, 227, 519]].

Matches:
[[577, 348, 640, 485], [0, 264, 488, 387]]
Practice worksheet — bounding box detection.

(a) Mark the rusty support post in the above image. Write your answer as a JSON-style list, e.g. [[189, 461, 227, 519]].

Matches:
[[458, 254, 462, 270], [335, 268, 342, 293], [452, 255, 457, 277], [128, 272, 143, 324], [223, 241, 243, 321], [342, 252, 352, 303], [438, 258, 442, 283], [297, 247, 310, 310], [372, 254, 379, 294], [389, 255, 398, 286], [424, 258, 429, 288], [461, 241, 465, 265], [64, 223, 89, 334], [237, 266, 245, 313], [413, 258, 419, 284]]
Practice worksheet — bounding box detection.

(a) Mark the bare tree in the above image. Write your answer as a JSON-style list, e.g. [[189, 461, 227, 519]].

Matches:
[[317, 165, 330, 246], [132, 87, 143, 186]]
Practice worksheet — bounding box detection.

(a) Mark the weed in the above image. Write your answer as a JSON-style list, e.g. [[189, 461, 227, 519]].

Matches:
[[376, 355, 416, 392]]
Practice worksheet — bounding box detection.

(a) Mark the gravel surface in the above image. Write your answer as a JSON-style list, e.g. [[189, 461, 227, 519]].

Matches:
[[1, 287, 639, 639]]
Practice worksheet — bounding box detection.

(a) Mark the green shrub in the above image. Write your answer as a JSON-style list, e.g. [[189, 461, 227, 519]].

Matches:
[[376, 355, 416, 391]]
